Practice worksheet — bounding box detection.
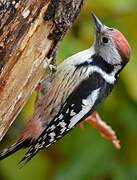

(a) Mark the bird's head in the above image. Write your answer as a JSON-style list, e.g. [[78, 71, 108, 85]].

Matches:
[[92, 13, 131, 69]]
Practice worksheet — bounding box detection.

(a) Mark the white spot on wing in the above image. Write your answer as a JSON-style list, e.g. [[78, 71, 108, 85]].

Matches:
[[70, 110, 76, 116], [48, 125, 56, 131], [68, 88, 100, 128], [49, 132, 56, 142], [35, 143, 43, 150], [43, 134, 47, 139], [58, 121, 66, 134], [58, 121, 66, 127], [42, 141, 45, 146], [54, 117, 58, 122], [58, 114, 63, 119], [38, 137, 42, 142], [46, 144, 51, 148]]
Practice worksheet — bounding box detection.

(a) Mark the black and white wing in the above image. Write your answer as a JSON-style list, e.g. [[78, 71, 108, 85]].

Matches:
[[20, 70, 114, 164]]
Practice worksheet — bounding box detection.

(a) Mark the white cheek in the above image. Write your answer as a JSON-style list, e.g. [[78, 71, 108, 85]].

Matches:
[[99, 42, 122, 65]]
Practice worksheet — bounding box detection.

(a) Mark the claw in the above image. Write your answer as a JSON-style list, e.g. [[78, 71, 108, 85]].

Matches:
[[78, 112, 121, 149], [78, 123, 84, 129], [85, 112, 121, 149]]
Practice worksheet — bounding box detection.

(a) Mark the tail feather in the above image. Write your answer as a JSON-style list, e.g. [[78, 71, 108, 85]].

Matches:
[[18, 143, 41, 166], [18, 148, 39, 167], [0, 140, 29, 160]]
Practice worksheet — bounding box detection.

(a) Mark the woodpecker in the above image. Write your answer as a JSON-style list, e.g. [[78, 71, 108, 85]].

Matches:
[[0, 13, 131, 164]]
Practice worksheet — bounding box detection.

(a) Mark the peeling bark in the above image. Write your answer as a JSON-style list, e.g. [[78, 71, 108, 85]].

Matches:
[[0, 0, 84, 141]]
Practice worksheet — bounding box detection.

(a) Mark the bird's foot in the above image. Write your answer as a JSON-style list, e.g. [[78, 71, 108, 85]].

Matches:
[[78, 112, 121, 149], [35, 52, 57, 94], [43, 51, 57, 74]]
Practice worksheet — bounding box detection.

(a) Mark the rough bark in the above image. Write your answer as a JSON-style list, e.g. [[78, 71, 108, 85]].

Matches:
[[0, 0, 84, 141]]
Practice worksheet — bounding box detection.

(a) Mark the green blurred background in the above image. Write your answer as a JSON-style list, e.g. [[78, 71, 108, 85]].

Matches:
[[1, 0, 137, 179]]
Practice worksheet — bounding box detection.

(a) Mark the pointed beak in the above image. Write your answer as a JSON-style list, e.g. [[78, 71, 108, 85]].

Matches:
[[92, 13, 104, 32]]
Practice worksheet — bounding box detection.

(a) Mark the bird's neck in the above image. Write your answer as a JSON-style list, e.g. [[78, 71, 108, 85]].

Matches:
[[91, 54, 114, 74], [91, 54, 122, 79], [75, 50, 122, 84]]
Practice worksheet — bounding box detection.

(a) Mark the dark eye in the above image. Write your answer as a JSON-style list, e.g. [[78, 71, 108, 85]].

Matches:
[[102, 37, 109, 43]]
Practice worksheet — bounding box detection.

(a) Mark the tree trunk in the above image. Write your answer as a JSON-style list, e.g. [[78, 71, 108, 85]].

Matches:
[[0, 0, 84, 141]]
